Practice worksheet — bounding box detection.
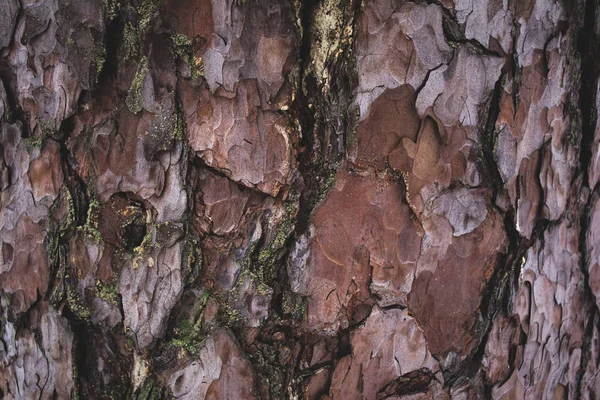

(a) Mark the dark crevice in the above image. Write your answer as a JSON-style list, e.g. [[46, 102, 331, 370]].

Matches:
[[189, 153, 277, 199], [378, 368, 436, 399], [42, 136, 88, 309], [576, 187, 600, 397], [442, 60, 548, 386], [510, 25, 522, 112], [414, 62, 446, 98], [574, 0, 600, 396], [0, 65, 31, 137], [436, 2, 503, 58], [293, 0, 360, 238], [47, 13, 131, 398], [292, 0, 325, 238], [481, 71, 506, 198], [577, 279, 599, 399], [576, 0, 599, 188], [379, 303, 406, 312], [72, 324, 133, 399]]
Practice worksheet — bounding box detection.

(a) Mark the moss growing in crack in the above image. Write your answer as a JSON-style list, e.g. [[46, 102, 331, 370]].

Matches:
[[171, 292, 211, 353], [174, 105, 185, 142], [38, 120, 56, 138], [282, 290, 306, 319], [171, 319, 205, 353], [219, 303, 242, 328], [66, 288, 91, 321], [106, 375, 132, 400], [138, 0, 159, 33], [323, 169, 337, 194], [309, 168, 337, 209], [119, 0, 158, 59], [91, 46, 106, 85], [25, 134, 44, 153], [47, 188, 81, 307], [49, 237, 67, 307], [103, 0, 120, 21], [171, 33, 204, 80], [171, 34, 191, 58], [135, 378, 155, 400], [183, 233, 202, 286], [256, 202, 298, 273], [134, 378, 168, 400], [60, 189, 76, 235], [123, 22, 139, 60], [214, 200, 300, 327], [126, 56, 149, 114], [247, 346, 287, 398], [96, 280, 120, 306], [132, 228, 154, 269], [80, 195, 102, 243], [567, 101, 582, 147]]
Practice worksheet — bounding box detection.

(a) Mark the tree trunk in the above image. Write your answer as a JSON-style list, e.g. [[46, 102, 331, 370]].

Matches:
[[0, 0, 599, 398]]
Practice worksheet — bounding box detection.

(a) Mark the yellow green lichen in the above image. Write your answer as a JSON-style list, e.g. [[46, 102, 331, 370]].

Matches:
[[171, 34, 192, 57], [96, 280, 120, 306], [117, 0, 158, 60], [123, 22, 139, 60], [134, 378, 168, 400], [282, 290, 306, 318], [219, 302, 242, 328], [171, 292, 211, 353], [171, 33, 204, 80], [26, 120, 55, 152], [126, 56, 148, 114], [92, 46, 106, 85], [184, 234, 202, 285], [66, 287, 91, 321], [256, 201, 298, 274], [60, 189, 76, 235], [174, 106, 185, 142], [25, 135, 42, 153], [138, 0, 158, 33], [132, 228, 154, 269], [80, 196, 102, 243], [103, 0, 120, 21]]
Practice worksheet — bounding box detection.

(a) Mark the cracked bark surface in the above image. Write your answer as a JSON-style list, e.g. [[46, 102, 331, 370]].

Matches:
[[0, 0, 599, 399]]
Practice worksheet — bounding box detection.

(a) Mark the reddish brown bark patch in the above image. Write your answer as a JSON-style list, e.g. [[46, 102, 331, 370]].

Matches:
[[408, 210, 507, 357], [356, 85, 420, 170], [0, 216, 49, 313]]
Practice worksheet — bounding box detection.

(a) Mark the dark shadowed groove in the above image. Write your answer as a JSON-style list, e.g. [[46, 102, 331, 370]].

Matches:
[[440, 69, 510, 386], [576, 0, 599, 188], [573, 0, 600, 396], [291, 0, 320, 237]]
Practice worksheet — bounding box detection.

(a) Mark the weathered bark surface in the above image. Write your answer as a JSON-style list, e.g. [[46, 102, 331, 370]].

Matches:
[[0, 0, 599, 398]]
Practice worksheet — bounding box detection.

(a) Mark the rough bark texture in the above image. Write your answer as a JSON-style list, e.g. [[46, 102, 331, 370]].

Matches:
[[0, 0, 599, 399]]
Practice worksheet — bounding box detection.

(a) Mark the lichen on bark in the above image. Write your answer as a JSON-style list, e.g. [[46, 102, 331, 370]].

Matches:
[[1, 0, 600, 399]]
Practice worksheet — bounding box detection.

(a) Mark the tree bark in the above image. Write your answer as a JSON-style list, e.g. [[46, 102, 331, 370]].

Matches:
[[0, 0, 599, 398]]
